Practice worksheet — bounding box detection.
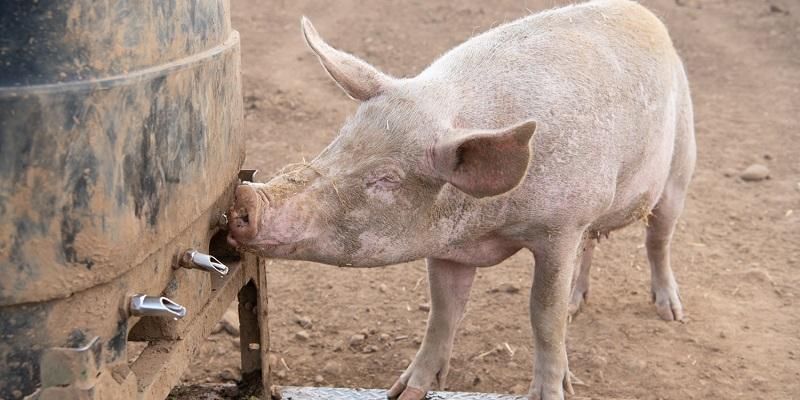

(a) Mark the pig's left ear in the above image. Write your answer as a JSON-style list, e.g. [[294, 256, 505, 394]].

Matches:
[[428, 120, 537, 198], [301, 17, 393, 101]]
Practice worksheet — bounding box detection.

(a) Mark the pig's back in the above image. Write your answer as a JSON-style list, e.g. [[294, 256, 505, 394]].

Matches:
[[418, 0, 680, 135], [414, 0, 688, 226]]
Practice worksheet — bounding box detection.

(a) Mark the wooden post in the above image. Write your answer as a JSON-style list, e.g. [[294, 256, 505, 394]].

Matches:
[[238, 279, 260, 375], [237, 253, 271, 396], [256, 256, 272, 394]]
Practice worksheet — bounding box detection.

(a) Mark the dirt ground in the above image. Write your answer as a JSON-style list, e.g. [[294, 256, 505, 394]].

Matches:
[[176, 0, 800, 399]]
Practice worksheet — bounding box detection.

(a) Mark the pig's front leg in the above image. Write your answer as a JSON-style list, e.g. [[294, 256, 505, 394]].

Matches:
[[528, 232, 583, 400], [387, 258, 476, 400]]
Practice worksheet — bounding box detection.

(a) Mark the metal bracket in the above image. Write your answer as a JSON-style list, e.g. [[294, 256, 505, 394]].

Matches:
[[238, 169, 258, 183]]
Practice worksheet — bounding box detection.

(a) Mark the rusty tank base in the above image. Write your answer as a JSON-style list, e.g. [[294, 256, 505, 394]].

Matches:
[[28, 253, 271, 400]]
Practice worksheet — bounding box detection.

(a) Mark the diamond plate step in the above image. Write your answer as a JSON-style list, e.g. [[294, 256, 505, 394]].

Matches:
[[279, 387, 526, 400]]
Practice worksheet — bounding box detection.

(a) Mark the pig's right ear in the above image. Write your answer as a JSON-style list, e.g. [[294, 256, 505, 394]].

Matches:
[[428, 120, 537, 198], [301, 17, 393, 101]]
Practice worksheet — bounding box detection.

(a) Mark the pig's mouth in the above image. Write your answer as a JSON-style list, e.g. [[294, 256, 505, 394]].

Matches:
[[226, 226, 300, 257]]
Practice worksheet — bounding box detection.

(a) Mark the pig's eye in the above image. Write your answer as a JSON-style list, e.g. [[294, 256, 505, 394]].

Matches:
[[366, 172, 402, 191]]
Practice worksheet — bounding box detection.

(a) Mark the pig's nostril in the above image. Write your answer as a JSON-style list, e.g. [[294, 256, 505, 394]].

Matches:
[[234, 207, 249, 224], [233, 217, 248, 229]]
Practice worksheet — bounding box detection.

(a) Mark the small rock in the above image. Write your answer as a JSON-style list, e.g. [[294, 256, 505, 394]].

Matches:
[[363, 345, 379, 353], [752, 376, 768, 385], [322, 360, 342, 376], [276, 370, 287, 379], [379, 333, 391, 342], [218, 309, 240, 336], [740, 164, 770, 181], [219, 368, 239, 381], [743, 268, 773, 283], [722, 168, 737, 178], [349, 333, 366, 347], [769, 4, 789, 14], [314, 375, 325, 384], [295, 330, 310, 341], [675, 0, 701, 8], [418, 303, 431, 312], [511, 384, 527, 394], [490, 283, 520, 294], [592, 369, 606, 383], [379, 283, 388, 293], [295, 315, 313, 329]]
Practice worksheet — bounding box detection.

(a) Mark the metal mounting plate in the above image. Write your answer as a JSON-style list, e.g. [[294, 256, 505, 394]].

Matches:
[[279, 387, 526, 400]]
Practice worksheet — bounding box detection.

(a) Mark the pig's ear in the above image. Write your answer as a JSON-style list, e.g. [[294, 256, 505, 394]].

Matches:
[[428, 120, 537, 198], [301, 17, 392, 101]]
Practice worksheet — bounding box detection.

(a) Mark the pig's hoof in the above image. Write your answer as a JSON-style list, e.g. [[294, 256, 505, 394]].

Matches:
[[386, 382, 426, 400], [652, 286, 684, 322], [528, 370, 573, 400], [567, 288, 588, 322], [386, 358, 449, 400]]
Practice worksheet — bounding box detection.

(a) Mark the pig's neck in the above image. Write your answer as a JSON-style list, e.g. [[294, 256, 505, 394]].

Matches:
[[425, 185, 520, 255]]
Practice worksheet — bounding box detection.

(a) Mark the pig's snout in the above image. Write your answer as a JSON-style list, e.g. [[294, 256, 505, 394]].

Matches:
[[227, 184, 266, 248]]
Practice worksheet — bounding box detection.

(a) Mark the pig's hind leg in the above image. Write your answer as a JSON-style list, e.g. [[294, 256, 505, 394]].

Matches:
[[645, 179, 688, 321], [646, 88, 695, 322], [646, 67, 695, 322], [387, 258, 476, 400]]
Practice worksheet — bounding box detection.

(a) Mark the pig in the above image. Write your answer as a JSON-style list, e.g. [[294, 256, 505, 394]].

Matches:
[[227, 0, 695, 398]]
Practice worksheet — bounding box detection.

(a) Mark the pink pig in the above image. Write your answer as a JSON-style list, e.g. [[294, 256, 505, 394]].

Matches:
[[228, 1, 695, 398]]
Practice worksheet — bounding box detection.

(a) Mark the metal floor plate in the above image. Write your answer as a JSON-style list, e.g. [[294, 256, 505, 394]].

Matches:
[[279, 387, 526, 400]]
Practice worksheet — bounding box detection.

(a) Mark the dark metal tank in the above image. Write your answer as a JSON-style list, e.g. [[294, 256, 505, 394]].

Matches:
[[0, 1, 251, 398]]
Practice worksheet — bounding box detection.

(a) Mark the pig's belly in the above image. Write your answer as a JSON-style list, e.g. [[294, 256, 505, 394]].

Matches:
[[436, 236, 524, 267], [588, 133, 674, 236], [589, 186, 663, 236]]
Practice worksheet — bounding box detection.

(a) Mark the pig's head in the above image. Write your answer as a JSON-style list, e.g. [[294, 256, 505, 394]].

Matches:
[[227, 17, 536, 267]]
